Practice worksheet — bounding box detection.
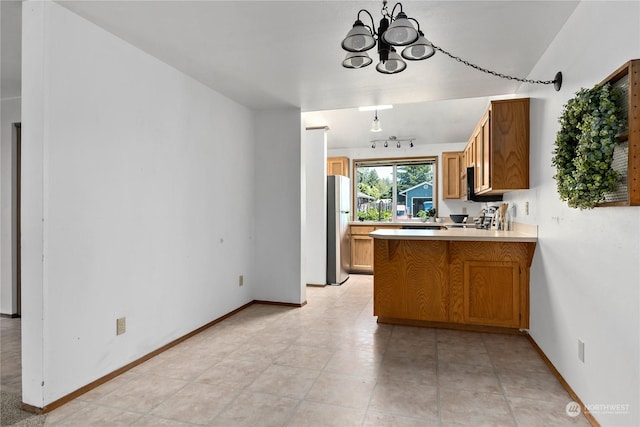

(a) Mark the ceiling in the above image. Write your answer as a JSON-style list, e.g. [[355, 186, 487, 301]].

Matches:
[[1, 0, 22, 99], [3, 1, 581, 148]]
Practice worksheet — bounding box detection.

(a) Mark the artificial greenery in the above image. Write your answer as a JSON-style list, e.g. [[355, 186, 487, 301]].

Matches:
[[552, 83, 626, 209]]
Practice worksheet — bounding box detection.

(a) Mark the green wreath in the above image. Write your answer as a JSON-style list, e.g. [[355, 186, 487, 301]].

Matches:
[[552, 83, 626, 209]]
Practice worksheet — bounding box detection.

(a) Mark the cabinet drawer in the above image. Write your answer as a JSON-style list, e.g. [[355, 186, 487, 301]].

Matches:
[[350, 225, 376, 235]]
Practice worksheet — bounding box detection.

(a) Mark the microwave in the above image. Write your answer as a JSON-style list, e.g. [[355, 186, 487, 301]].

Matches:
[[466, 167, 503, 203]]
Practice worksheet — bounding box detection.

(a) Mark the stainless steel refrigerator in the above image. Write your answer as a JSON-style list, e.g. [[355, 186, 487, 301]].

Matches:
[[327, 175, 350, 285]]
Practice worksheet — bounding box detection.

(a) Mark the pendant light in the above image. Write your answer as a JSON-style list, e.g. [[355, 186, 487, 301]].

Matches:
[[381, 11, 418, 46], [376, 47, 406, 74], [371, 110, 382, 132], [401, 31, 435, 61], [343, 51, 373, 69]]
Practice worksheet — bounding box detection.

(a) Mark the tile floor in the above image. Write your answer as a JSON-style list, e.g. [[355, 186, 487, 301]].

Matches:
[[1, 274, 591, 426]]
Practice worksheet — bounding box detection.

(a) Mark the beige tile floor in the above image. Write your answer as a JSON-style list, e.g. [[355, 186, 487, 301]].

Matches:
[[1, 274, 592, 426]]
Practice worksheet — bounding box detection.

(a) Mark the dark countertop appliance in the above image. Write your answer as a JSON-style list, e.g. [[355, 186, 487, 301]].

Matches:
[[466, 167, 503, 203]]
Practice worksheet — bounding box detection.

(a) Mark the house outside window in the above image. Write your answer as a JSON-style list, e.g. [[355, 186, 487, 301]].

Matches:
[[354, 157, 437, 221]]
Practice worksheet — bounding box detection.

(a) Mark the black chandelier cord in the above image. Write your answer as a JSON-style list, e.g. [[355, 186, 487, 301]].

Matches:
[[431, 43, 560, 87]]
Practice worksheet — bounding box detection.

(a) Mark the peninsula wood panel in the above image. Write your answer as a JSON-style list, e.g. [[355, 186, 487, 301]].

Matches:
[[349, 224, 401, 273], [374, 239, 449, 322]]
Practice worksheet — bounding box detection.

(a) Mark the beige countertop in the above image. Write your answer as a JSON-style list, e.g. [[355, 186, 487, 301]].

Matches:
[[349, 220, 448, 227], [369, 224, 537, 243]]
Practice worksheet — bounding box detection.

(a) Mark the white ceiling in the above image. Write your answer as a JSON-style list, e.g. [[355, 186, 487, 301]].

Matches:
[[1, 0, 22, 99], [3, 1, 580, 148]]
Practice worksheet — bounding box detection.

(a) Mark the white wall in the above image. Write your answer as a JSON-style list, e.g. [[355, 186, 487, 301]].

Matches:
[[1, 97, 20, 314], [301, 128, 327, 286], [328, 143, 484, 219], [22, 1, 256, 406], [253, 108, 303, 304], [506, 2, 640, 426]]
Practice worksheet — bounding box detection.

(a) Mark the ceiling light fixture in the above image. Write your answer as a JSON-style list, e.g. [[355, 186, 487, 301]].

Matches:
[[341, 0, 563, 90], [371, 110, 383, 132], [370, 136, 415, 149], [358, 105, 393, 112]]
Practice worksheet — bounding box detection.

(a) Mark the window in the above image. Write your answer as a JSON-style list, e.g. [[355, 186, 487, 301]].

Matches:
[[354, 157, 437, 221]]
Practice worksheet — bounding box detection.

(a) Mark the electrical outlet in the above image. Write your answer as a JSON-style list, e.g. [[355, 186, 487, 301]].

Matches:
[[525, 201, 530, 215], [578, 339, 585, 363], [116, 317, 126, 335], [239, 275, 244, 287], [462, 207, 467, 214]]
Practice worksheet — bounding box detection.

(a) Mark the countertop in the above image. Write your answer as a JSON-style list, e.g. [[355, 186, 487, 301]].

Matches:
[[349, 220, 448, 227], [369, 224, 537, 243]]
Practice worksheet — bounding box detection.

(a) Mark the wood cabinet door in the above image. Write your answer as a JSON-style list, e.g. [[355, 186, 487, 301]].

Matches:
[[442, 152, 462, 199], [480, 112, 491, 192], [471, 111, 491, 193], [327, 157, 349, 177], [463, 261, 520, 327], [473, 129, 484, 193], [350, 235, 373, 272]]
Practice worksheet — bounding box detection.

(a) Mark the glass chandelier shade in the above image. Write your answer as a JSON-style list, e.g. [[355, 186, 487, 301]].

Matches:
[[381, 12, 419, 46], [375, 47, 407, 74], [341, 20, 376, 52], [371, 111, 383, 132], [401, 31, 435, 60], [343, 51, 373, 69]]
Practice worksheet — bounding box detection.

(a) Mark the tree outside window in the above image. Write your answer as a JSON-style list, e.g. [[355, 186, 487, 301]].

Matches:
[[355, 158, 437, 221]]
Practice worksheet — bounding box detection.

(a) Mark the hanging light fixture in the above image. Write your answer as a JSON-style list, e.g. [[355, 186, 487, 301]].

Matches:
[[370, 136, 415, 149], [371, 110, 383, 132], [340, 0, 563, 89]]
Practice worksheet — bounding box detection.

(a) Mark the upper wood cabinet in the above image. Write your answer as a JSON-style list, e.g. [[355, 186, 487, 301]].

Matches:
[[466, 98, 530, 195], [327, 156, 350, 177], [442, 151, 462, 199]]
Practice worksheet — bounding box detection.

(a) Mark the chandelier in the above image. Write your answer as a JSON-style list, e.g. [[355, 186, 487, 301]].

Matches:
[[341, 0, 562, 90]]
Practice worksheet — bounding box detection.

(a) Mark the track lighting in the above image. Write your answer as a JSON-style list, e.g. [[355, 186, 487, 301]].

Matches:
[[370, 136, 415, 149]]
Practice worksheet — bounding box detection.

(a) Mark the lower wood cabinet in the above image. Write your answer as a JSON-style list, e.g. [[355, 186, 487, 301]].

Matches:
[[463, 260, 520, 327], [349, 224, 401, 273], [373, 238, 535, 331], [449, 240, 533, 329]]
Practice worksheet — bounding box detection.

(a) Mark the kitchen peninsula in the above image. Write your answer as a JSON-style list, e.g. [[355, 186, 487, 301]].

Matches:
[[371, 226, 537, 332]]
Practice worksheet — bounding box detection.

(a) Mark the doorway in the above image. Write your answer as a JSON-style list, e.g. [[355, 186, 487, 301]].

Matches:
[[15, 123, 21, 316]]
